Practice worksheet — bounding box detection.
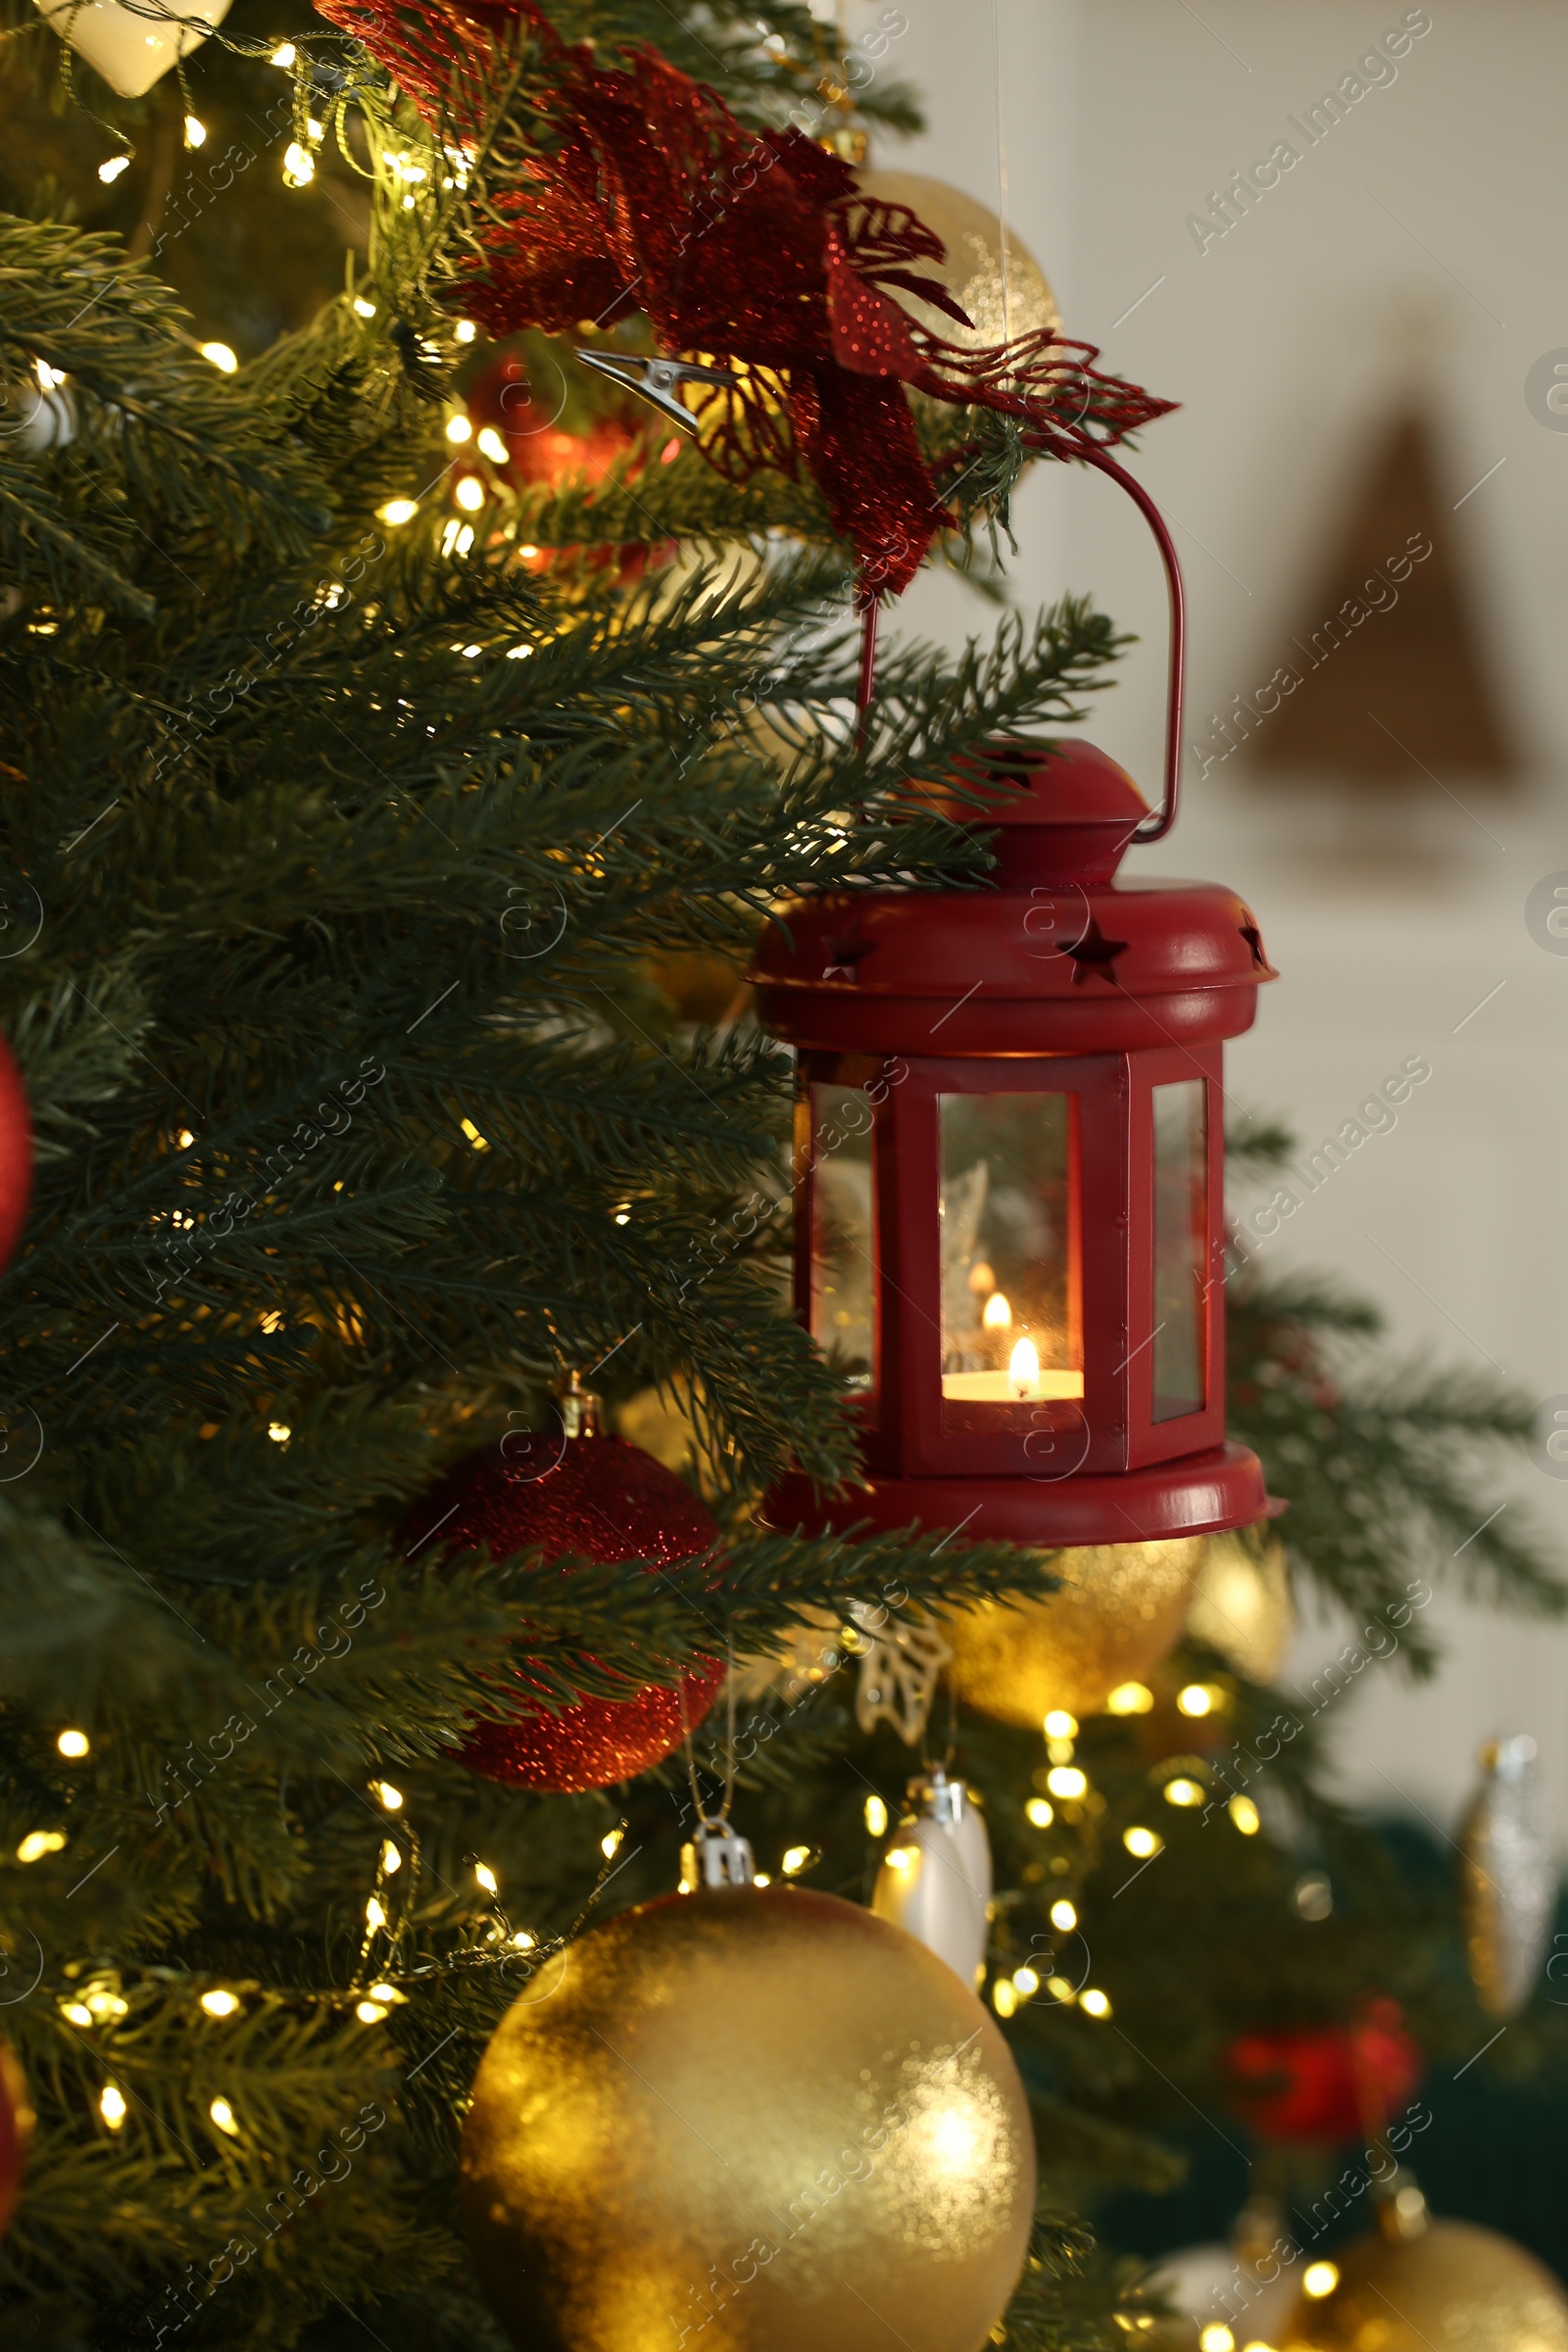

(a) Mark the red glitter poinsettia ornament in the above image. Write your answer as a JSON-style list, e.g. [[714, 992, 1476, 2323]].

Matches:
[[1227, 1999, 1424, 2143], [318, 0, 1174, 594], [403, 1392, 724, 1793]]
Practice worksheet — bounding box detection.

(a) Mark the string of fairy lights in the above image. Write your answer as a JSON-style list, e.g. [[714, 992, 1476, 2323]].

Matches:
[[16, 1727, 583, 2148], [18, 1653, 1273, 2153]]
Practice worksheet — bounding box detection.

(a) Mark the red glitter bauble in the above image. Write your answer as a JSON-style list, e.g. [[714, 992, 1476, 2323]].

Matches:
[[0, 2038, 33, 2240], [0, 1038, 31, 1274], [467, 354, 643, 492], [405, 1434, 724, 1793], [1227, 1999, 1424, 2142]]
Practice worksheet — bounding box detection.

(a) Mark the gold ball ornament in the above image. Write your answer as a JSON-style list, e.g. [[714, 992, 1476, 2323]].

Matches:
[[1285, 2217, 1568, 2352], [1186, 1526, 1296, 1684], [460, 1886, 1036, 2352], [945, 1538, 1204, 1728], [854, 171, 1062, 352]]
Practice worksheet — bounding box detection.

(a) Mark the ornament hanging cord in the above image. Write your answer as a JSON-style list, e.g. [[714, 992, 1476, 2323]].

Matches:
[[678, 1639, 737, 1830]]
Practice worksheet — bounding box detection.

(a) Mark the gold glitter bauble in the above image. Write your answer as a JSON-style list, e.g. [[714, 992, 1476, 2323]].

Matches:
[[460, 1887, 1035, 2352], [854, 171, 1061, 353], [1285, 2219, 1568, 2352], [1186, 1527, 1295, 1684], [944, 1539, 1203, 1727]]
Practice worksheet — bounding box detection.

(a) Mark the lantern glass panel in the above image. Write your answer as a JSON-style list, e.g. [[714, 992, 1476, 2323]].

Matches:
[[938, 1092, 1081, 1403], [808, 1084, 875, 1390], [1152, 1078, 1207, 1421]]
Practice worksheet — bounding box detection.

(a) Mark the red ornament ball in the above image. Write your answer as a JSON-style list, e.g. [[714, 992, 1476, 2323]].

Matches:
[[406, 1433, 724, 1793], [1227, 1998, 1424, 2142], [0, 2037, 34, 2240], [0, 1037, 31, 1274]]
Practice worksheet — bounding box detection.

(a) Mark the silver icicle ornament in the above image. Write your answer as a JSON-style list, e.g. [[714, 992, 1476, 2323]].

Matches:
[[1458, 1735, 1554, 2019], [871, 1768, 993, 1991]]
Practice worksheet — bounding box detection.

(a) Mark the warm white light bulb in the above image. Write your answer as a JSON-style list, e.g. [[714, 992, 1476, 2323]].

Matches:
[[283, 143, 315, 188], [353, 295, 376, 318], [1050, 1898, 1077, 1934], [454, 475, 484, 513], [184, 116, 207, 148], [445, 413, 472, 443], [454, 318, 477, 343], [1008, 1335, 1040, 1395], [200, 1989, 239, 2018], [100, 2083, 126, 2128], [863, 1794, 888, 1838], [378, 499, 417, 526], [200, 342, 237, 373], [270, 40, 296, 65], [209, 2096, 240, 2135], [982, 1291, 1011, 1330], [1044, 1710, 1078, 1740], [474, 1862, 499, 1893], [476, 425, 509, 463], [57, 1729, 89, 1758], [98, 153, 131, 183], [781, 1845, 810, 1877], [372, 1780, 404, 1810]]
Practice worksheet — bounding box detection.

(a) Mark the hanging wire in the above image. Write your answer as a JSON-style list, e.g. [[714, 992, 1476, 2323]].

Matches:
[[992, 0, 1014, 349]]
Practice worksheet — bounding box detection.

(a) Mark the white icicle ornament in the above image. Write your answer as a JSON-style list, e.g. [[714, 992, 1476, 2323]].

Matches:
[[871, 1768, 993, 1991], [31, 0, 231, 100]]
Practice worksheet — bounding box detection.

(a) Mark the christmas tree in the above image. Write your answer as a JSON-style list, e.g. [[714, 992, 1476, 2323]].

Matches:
[[0, 4, 1564, 2348]]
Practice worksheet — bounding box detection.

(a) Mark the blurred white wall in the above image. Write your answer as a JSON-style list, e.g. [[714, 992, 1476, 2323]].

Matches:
[[843, 0, 1568, 1848]]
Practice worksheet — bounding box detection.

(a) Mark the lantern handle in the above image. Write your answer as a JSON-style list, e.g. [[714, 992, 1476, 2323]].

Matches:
[[855, 443, 1186, 830], [1068, 443, 1186, 845]]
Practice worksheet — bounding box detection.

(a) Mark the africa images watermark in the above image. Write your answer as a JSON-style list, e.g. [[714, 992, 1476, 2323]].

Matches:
[[1186, 9, 1434, 257], [144, 2099, 389, 2345], [1189, 534, 1434, 783], [144, 1577, 388, 1829], [1191, 2094, 1435, 2341], [1230, 1054, 1433, 1260]]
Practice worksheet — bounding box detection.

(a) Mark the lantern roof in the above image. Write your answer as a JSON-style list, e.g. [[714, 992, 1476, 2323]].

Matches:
[[926, 736, 1151, 886], [753, 737, 1276, 1058]]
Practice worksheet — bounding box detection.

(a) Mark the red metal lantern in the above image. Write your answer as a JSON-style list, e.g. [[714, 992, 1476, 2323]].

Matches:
[[756, 467, 1276, 1550]]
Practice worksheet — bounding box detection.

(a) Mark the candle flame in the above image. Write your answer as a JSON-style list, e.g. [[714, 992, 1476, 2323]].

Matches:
[[1008, 1336, 1040, 1394], [982, 1291, 1012, 1331]]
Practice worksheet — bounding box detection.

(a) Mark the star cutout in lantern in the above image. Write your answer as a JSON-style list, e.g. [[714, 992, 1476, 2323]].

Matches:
[[823, 936, 878, 982], [1239, 920, 1273, 973], [1066, 916, 1128, 986]]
